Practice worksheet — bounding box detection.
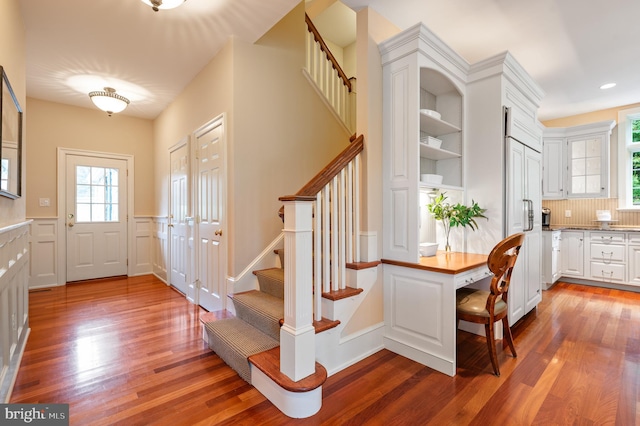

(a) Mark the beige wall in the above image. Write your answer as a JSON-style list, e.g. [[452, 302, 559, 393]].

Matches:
[[543, 102, 640, 128], [153, 2, 350, 277], [0, 0, 26, 228], [25, 99, 154, 217]]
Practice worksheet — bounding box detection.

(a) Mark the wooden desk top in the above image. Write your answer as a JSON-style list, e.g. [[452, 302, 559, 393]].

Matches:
[[382, 251, 488, 275]]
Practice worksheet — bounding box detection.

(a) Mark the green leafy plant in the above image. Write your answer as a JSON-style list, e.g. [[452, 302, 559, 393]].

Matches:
[[426, 192, 487, 250]]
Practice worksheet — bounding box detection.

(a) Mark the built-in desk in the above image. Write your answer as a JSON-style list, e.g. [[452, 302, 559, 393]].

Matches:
[[382, 251, 491, 376]]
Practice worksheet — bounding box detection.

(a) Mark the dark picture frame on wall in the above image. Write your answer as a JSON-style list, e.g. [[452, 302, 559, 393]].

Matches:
[[0, 65, 23, 199]]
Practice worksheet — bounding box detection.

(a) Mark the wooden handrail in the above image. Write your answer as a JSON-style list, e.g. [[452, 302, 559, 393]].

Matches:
[[279, 135, 363, 204], [305, 13, 352, 93]]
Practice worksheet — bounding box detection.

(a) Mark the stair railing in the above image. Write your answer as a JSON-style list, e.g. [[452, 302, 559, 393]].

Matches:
[[278, 135, 363, 381], [305, 13, 356, 133]]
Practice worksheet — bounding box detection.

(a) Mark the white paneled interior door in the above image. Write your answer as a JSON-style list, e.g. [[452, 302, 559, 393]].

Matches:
[[66, 154, 128, 282], [169, 141, 189, 295], [195, 117, 226, 312]]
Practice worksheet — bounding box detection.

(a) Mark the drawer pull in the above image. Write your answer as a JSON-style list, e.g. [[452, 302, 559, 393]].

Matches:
[[601, 270, 614, 281], [601, 251, 614, 264]]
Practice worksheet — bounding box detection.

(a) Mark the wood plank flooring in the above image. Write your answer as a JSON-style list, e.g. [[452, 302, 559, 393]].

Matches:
[[10, 275, 640, 425]]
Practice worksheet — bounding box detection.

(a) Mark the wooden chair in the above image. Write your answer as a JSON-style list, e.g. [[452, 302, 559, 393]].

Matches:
[[456, 232, 525, 376]]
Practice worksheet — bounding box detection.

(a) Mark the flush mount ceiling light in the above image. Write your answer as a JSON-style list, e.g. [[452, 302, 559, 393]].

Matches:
[[140, 0, 187, 12], [600, 82, 617, 90], [88, 87, 130, 116]]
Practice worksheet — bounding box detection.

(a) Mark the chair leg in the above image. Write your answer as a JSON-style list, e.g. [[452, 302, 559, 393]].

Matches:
[[485, 321, 500, 377], [502, 317, 517, 358]]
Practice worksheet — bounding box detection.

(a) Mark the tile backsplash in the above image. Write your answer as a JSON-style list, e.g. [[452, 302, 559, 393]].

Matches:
[[542, 198, 640, 227]]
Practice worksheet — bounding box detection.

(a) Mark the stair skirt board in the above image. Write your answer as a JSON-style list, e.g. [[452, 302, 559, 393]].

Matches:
[[204, 318, 279, 383]]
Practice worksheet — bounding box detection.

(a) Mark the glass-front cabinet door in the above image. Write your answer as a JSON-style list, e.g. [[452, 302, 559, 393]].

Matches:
[[568, 133, 607, 198]]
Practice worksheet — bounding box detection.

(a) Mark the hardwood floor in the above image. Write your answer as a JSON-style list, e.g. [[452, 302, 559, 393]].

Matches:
[[11, 275, 640, 425]]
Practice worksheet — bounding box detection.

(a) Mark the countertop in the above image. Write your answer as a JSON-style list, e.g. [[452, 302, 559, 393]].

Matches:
[[382, 251, 488, 274], [543, 226, 640, 232]]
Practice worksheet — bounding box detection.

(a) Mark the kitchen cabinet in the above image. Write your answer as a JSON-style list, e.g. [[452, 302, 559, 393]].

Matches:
[[627, 233, 640, 286], [542, 121, 616, 199], [542, 138, 565, 199], [380, 23, 467, 262], [589, 232, 626, 283], [465, 52, 545, 325], [542, 230, 561, 288], [561, 231, 585, 277]]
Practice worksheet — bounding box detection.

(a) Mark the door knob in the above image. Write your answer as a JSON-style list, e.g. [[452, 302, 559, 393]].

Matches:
[[215, 229, 223, 236], [68, 222, 74, 228], [168, 224, 174, 228]]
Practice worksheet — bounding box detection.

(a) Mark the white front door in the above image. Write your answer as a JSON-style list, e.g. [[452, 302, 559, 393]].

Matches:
[[66, 154, 128, 282], [195, 117, 225, 312], [169, 141, 190, 295]]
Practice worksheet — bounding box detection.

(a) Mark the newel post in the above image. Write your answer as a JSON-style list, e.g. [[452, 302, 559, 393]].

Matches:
[[279, 196, 316, 381]]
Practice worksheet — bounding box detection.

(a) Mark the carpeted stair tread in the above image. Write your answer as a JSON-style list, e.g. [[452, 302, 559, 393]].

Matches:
[[205, 318, 279, 383], [230, 290, 283, 341], [252, 268, 285, 299]]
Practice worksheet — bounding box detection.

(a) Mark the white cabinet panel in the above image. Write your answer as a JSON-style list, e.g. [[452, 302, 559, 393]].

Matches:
[[542, 138, 565, 199], [561, 231, 584, 277], [590, 262, 625, 283], [627, 244, 640, 286]]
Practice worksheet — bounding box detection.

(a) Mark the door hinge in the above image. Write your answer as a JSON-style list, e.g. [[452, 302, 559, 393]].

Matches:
[[126, 259, 129, 266], [195, 149, 199, 160]]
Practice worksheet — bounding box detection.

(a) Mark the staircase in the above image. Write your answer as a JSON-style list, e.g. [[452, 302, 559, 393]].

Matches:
[[203, 249, 339, 385], [199, 135, 372, 418], [196, 11, 371, 420]]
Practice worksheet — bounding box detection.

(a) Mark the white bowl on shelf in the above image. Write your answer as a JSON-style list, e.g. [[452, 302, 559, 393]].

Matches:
[[420, 109, 441, 120], [596, 210, 611, 221], [421, 136, 442, 149], [419, 242, 439, 257], [421, 174, 443, 185]]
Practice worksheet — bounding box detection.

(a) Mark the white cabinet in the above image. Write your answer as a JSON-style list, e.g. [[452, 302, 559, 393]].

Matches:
[[380, 23, 468, 262], [542, 138, 565, 199], [465, 52, 544, 325], [561, 231, 585, 277], [542, 230, 561, 288], [588, 232, 626, 283], [626, 233, 640, 286], [542, 121, 616, 199]]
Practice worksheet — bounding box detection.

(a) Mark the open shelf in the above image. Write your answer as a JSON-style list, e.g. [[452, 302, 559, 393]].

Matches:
[[419, 182, 464, 192], [419, 112, 461, 137], [419, 142, 461, 160]]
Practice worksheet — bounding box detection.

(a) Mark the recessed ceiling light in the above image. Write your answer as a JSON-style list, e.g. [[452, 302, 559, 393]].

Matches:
[[600, 83, 616, 90]]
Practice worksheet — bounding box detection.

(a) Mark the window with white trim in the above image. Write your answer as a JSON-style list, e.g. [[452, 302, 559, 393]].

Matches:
[[618, 107, 640, 208]]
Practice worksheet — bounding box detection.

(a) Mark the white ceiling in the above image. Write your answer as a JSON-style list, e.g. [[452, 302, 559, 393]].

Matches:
[[18, 0, 640, 121], [343, 0, 640, 121], [18, 0, 299, 119]]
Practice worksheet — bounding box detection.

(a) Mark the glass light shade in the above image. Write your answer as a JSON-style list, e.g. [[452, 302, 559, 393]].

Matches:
[[141, 0, 186, 11], [88, 87, 130, 116]]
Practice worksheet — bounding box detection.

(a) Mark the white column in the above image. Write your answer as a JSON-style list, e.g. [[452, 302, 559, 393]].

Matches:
[[280, 198, 316, 381]]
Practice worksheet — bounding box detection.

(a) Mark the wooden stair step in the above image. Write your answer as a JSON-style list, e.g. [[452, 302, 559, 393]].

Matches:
[[248, 346, 326, 393], [321, 286, 363, 301], [278, 317, 340, 333]]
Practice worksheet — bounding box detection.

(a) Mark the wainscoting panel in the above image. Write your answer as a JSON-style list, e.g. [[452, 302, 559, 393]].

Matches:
[[153, 217, 168, 282], [132, 217, 153, 277], [29, 217, 155, 287], [0, 220, 31, 402], [28, 218, 60, 288]]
